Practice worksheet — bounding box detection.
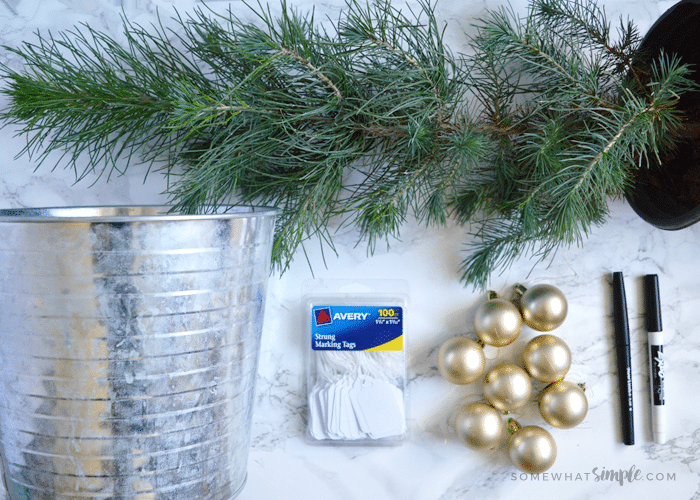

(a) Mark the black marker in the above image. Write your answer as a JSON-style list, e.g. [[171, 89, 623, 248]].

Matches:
[[612, 272, 634, 445], [644, 274, 666, 444]]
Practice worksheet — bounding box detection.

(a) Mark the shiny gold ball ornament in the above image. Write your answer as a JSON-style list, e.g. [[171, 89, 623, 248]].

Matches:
[[507, 419, 557, 474], [522, 334, 572, 383], [437, 337, 486, 385], [454, 402, 505, 450], [538, 381, 588, 429], [473, 291, 523, 347], [482, 363, 532, 412], [515, 283, 568, 331]]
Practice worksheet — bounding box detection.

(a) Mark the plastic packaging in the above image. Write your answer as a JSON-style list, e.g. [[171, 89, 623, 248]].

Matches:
[[303, 280, 408, 445]]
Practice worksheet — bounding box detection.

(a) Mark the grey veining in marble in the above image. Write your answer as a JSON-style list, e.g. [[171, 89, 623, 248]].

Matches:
[[2, 0, 700, 499]]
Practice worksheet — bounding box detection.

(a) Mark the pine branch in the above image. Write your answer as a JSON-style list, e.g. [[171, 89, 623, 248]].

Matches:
[[0, 0, 696, 288], [460, 44, 696, 287]]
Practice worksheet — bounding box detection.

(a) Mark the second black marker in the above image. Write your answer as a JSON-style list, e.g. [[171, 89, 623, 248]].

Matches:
[[612, 272, 634, 445]]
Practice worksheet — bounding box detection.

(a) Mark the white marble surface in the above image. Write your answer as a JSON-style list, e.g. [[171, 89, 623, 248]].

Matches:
[[1, 0, 700, 499]]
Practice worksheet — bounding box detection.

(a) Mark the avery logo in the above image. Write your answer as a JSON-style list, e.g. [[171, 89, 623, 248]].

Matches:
[[333, 312, 370, 321], [314, 307, 332, 326]]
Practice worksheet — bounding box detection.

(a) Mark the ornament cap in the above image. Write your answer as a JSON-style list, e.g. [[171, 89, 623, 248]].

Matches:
[[514, 283, 528, 297], [507, 418, 522, 435], [487, 290, 500, 300]]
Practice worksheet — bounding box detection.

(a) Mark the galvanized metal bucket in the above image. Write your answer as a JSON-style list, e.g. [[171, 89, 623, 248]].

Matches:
[[0, 206, 278, 499]]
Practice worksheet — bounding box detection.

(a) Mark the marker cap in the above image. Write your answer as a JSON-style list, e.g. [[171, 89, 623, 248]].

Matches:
[[644, 274, 662, 332]]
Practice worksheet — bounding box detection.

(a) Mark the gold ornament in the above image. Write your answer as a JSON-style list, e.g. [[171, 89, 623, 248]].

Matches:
[[454, 402, 504, 450], [515, 283, 568, 331], [507, 419, 557, 474], [474, 291, 522, 347], [538, 381, 588, 429], [437, 337, 486, 385], [522, 334, 571, 383], [482, 363, 532, 412]]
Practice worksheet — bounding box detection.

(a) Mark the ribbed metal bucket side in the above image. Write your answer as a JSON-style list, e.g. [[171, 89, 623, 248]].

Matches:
[[0, 207, 277, 500]]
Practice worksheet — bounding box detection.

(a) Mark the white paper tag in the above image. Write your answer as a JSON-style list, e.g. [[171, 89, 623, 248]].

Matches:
[[308, 372, 405, 441]]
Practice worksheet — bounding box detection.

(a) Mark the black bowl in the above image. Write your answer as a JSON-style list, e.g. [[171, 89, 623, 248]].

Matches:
[[625, 0, 700, 230]]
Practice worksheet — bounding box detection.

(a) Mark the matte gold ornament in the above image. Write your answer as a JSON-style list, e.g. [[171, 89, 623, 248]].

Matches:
[[515, 283, 568, 331], [482, 363, 532, 412], [437, 337, 486, 385], [454, 402, 504, 450], [522, 334, 572, 383], [473, 291, 522, 347], [507, 419, 557, 474], [538, 381, 588, 429]]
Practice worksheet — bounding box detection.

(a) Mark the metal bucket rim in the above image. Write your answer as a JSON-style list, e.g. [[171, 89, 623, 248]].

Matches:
[[0, 205, 279, 223]]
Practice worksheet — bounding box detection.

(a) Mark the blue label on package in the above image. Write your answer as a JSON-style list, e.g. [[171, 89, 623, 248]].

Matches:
[[311, 305, 403, 351]]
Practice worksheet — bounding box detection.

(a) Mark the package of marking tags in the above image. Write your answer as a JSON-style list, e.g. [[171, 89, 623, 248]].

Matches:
[[303, 279, 408, 445]]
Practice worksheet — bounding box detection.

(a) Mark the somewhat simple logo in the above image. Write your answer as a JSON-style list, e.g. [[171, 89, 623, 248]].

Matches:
[[314, 307, 332, 326]]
